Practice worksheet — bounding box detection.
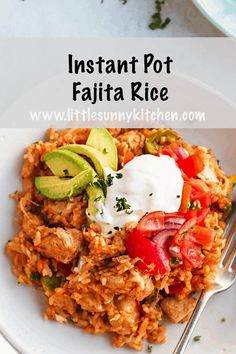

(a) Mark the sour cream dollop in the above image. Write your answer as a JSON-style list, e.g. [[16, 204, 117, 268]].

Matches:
[[94, 154, 184, 236]]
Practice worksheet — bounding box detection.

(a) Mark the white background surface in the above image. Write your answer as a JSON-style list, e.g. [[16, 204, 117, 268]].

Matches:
[[0, 0, 222, 37]]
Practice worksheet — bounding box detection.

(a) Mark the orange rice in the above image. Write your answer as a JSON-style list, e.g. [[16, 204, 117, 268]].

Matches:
[[6, 128, 231, 350]]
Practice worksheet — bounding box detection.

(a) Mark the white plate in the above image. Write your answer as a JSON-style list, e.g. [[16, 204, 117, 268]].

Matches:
[[0, 126, 236, 354], [193, 0, 236, 37]]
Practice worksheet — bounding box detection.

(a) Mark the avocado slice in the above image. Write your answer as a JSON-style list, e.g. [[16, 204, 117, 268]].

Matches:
[[86, 184, 105, 219], [44, 149, 92, 177], [86, 128, 118, 171], [60, 144, 109, 178], [35, 169, 93, 200]]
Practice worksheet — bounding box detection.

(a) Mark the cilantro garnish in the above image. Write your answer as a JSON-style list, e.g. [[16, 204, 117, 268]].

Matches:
[[193, 335, 201, 342], [116, 173, 123, 179], [171, 257, 179, 265], [30, 272, 41, 282], [93, 178, 107, 196], [114, 197, 133, 214], [63, 169, 69, 176], [106, 174, 114, 187], [149, 0, 170, 30], [94, 195, 103, 202]]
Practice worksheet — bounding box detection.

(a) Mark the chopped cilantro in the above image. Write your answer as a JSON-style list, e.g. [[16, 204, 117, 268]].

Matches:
[[114, 226, 120, 231], [30, 272, 41, 282], [63, 169, 69, 176], [189, 200, 201, 210], [193, 335, 201, 342], [116, 173, 123, 179], [149, 0, 170, 30], [106, 174, 114, 187], [214, 225, 220, 230], [93, 178, 107, 196], [171, 257, 179, 265], [147, 344, 153, 353], [114, 197, 133, 214], [41, 275, 66, 292], [94, 195, 103, 202], [223, 203, 232, 213]]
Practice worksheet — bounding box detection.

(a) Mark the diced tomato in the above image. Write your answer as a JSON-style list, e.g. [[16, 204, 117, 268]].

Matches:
[[185, 208, 209, 226], [179, 154, 204, 178], [179, 240, 204, 268], [181, 171, 190, 181], [191, 192, 213, 207], [179, 182, 191, 212], [137, 211, 164, 237], [161, 146, 178, 161], [173, 216, 197, 245], [122, 151, 134, 165], [169, 281, 185, 295], [125, 229, 170, 275], [196, 208, 210, 225], [192, 226, 215, 246], [185, 209, 197, 220], [189, 179, 209, 193]]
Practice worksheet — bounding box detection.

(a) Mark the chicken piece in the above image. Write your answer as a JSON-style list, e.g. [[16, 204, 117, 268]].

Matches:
[[107, 295, 140, 335], [160, 296, 197, 323], [37, 227, 83, 263]]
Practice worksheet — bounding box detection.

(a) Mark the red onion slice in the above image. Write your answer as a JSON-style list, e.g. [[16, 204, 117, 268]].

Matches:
[[176, 147, 189, 161], [165, 217, 185, 225], [164, 223, 182, 230], [152, 229, 177, 248]]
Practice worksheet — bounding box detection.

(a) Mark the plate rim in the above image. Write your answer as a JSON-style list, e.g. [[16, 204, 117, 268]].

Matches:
[[192, 0, 236, 37]]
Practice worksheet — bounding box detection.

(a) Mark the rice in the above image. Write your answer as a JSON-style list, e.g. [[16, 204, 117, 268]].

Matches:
[[6, 128, 231, 351]]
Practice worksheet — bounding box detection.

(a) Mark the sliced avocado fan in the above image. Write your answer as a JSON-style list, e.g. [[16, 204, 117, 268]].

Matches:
[[35, 129, 117, 218], [42, 146, 105, 217]]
